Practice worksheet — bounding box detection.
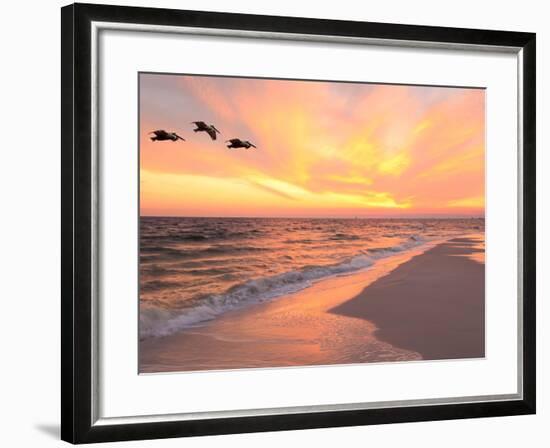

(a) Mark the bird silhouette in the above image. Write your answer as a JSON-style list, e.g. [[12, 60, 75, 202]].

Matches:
[[149, 130, 185, 142], [191, 121, 221, 141], [226, 138, 257, 149]]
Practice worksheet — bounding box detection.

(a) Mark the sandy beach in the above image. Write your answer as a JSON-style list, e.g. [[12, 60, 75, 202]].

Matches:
[[140, 235, 484, 373], [331, 237, 485, 360]]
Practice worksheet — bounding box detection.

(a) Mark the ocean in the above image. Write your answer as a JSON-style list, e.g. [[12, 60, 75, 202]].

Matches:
[[139, 217, 484, 341]]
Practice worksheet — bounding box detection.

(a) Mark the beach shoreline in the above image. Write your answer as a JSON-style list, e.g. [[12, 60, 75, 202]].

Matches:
[[332, 236, 485, 360], [140, 234, 484, 373]]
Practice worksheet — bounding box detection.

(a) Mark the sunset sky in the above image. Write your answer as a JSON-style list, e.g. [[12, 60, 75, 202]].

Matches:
[[140, 73, 485, 218]]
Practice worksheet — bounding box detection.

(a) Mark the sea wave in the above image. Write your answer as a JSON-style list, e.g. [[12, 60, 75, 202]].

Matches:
[[141, 244, 268, 261], [141, 229, 263, 243], [139, 235, 426, 339], [329, 233, 361, 241]]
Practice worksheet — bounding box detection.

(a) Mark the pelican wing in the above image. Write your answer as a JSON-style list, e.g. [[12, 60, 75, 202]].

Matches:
[[206, 128, 217, 140], [227, 138, 241, 145]]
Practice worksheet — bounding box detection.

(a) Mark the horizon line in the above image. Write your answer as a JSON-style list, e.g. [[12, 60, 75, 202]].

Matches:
[[140, 214, 485, 220]]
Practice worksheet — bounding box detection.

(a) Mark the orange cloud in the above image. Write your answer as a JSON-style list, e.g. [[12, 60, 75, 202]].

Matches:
[[139, 74, 485, 217]]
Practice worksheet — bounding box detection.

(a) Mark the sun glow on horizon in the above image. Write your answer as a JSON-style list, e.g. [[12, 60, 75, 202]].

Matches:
[[140, 74, 485, 218]]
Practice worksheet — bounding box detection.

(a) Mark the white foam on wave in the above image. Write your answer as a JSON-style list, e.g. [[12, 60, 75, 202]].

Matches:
[[140, 235, 428, 339]]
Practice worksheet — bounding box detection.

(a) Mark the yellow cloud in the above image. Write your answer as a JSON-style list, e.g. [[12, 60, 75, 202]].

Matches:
[[447, 196, 485, 208], [141, 169, 411, 216], [326, 174, 373, 186], [419, 145, 484, 179], [414, 119, 431, 134], [378, 152, 411, 176]]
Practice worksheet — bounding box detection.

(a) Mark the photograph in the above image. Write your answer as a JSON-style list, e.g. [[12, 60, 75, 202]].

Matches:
[[138, 73, 486, 373], [55, 2, 537, 443]]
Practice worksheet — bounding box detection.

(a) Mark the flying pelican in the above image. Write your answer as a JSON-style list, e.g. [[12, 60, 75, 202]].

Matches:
[[226, 138, 257, 149], [191, 121, 220, 141], [149, 130, 185, 142]]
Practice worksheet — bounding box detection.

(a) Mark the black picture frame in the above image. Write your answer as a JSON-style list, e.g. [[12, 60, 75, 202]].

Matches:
[[61, 2, 536, 444]]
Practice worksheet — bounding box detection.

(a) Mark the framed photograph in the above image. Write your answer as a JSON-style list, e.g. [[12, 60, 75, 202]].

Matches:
[[61, 2, 536, 444]]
